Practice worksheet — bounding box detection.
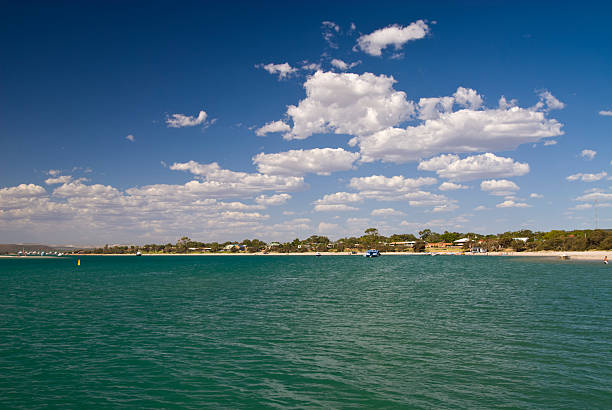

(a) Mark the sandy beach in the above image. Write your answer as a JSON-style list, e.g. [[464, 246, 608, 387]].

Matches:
[[2, 251, 610, 261]]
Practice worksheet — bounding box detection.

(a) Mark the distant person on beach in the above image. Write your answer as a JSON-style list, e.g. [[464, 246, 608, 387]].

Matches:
[[604, 256, 608, 265]]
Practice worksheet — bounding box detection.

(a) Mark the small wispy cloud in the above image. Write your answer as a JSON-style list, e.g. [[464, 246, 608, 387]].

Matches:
[[581, 149, 596, 160], [256, 62, 298, 80], [330, 58, 361, 71], [125, 134, 135, 142], [321, 21, 340, 48], [566, 171, 607, 182]]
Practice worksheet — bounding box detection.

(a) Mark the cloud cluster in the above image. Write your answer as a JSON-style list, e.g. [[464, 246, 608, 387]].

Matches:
[[0, 179, 277, 243], [354, 88, 564, 163], [356, 21, 429, 56], [566, 171, 607, 182], [267, 71, 564, 163], [166, 110, 209, 128], [45, 175, 74, 185], [418, 153, 529, 181], [346, 174, 454, 211], [321, 21, 340, 48], [252, 148, 359, 176], [0, 162, 311, 243], [168, 161, 305, 196]]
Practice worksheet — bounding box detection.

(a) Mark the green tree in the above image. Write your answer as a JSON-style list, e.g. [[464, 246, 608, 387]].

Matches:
[[365, 228, 378, 236], [413, 240, 426, 252]]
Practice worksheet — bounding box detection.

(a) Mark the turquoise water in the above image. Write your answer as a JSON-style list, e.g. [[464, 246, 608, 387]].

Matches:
[[0, 255, 610, 408]]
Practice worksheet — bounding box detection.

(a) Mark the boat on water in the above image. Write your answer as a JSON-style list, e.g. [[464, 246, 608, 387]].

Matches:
[[364, 249, 380, 258], [136, 251, 142, 256], [315, 252, 321, 257]]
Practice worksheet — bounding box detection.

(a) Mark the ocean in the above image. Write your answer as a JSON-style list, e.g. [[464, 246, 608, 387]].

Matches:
[[0, 255, 610, 408]]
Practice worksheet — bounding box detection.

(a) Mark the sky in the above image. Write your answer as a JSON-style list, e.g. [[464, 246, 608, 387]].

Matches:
[[1, 0, 611, 246]]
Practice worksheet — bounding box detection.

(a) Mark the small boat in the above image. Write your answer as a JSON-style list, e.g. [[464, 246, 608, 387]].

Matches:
[[315, 252, 321, 257], [559, 253, 569, 260], [136, 251, 142, 256], [364, 249, 380, 258]]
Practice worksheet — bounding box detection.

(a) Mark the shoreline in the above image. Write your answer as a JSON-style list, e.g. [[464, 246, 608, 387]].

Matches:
[[1, 250, 609, 260]]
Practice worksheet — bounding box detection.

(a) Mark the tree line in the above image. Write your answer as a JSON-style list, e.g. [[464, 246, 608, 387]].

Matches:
[[75, 228, 612, 254]]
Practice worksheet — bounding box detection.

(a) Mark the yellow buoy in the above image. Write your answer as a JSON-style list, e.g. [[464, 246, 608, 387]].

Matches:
[[77, 259, 80, 266]]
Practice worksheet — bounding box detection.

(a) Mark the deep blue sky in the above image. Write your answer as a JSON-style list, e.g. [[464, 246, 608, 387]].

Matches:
[[1, 1, 611, 244]]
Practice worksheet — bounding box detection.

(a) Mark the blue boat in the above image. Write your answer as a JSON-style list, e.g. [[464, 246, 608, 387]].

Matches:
[[364, 249, 380, 258]]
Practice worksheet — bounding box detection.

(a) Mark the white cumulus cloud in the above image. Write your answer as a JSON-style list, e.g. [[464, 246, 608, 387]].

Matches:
[[169, 161, 305, 197], [438, 182, 467, 191], [418, 153, 529, 181], [166, 110, 209, 128], [255, 120, 291, 136], [125, 134, 135, 142], [314, 204, 359, 212], [480, 179, 520, 196], [255, 193, 291, 206], [575, 191, 612, 202], [252, 148, 359, 176], [371, 208, 405, 216], [356, 21, 429, 56], [282, 71, 415, 140], [45, 175, 73, 185], [349, 175, 437, 193], [496, 200, 531, 208], [314, 192, 363, 205], [599, 110, 612, 116]]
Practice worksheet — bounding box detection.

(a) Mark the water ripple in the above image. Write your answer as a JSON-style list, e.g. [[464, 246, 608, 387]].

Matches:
[[0, 255, 610, 408]]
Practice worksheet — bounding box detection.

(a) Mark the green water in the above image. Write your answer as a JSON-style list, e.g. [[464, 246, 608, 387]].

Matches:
[[0, 255, 610, 408]]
